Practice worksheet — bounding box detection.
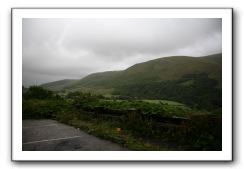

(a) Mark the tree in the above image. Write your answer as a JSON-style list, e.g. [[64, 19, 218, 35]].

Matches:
[[23, 86, 53, 99]]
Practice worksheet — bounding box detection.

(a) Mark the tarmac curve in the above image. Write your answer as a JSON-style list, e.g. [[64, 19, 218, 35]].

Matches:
[[22, 119, 128, 151]]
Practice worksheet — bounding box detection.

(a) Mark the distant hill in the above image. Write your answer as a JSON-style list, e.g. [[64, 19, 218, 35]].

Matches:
[[41, 53, 221, 92], [66, 71, 123, 89], [41, 79, 78, 91], [41, 53, 222, 110]]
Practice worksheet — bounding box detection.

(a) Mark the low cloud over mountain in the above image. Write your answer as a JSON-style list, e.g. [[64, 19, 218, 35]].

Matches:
[[23, 18, 222, 86]]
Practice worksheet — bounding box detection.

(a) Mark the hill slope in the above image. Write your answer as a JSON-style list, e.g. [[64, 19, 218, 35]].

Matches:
[[42, 53, 221, 91], [41, 53, 222, 110], [63, 53, 221, 89], [41, 79, 78, 91]]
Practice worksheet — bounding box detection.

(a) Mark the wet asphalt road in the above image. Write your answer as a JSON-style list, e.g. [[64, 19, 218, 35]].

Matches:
[[22, 119, 128, 151]]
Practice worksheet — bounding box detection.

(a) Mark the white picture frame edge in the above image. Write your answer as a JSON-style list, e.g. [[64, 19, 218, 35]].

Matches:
[[11, 8, 233, 161]]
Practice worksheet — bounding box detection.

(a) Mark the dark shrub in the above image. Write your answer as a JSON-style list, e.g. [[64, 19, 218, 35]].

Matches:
[[23, 86, 54, 100]]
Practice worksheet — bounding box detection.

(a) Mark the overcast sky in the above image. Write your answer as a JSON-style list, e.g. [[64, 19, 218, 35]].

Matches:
[[23, 18, 222, 86]]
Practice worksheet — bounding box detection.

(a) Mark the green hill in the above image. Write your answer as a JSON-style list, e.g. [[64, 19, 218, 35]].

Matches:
[[66, 71, 123, 89], [42, 53, 221, 91], [65, 53, 221, 89], [41, 79, 78, 91], [42, 54, 222, 90], [41, 53, 222, 110]]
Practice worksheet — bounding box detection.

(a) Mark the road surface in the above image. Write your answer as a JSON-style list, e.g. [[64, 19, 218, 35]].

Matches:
[[22, 119, 128, 151]]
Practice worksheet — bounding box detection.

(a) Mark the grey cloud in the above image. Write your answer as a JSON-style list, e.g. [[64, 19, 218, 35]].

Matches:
[[62, 19, 221, 58], [23, 18, 222, 86]]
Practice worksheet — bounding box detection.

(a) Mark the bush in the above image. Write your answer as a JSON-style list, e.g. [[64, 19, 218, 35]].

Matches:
[[166, 113, 222, 150], [22, 99, 70, 119], [121, 111, 155, 138], [22, 86, 71, 119], [23, 86, 54, 99]]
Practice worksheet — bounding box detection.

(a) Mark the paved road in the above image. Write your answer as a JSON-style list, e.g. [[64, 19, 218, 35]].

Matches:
[[22, 119, 128, 151]]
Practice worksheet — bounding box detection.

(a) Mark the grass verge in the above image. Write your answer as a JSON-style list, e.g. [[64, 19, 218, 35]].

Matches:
[[56, 112, 167, 151]]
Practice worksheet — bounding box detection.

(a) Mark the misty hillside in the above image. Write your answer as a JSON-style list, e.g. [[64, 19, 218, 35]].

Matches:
[[41, 53, 222, 110], [42, 53, 222, 91], [41, 79, 78, 91]]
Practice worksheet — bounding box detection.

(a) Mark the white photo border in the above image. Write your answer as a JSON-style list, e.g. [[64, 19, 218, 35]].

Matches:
[[11, 8, 233, 161]]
